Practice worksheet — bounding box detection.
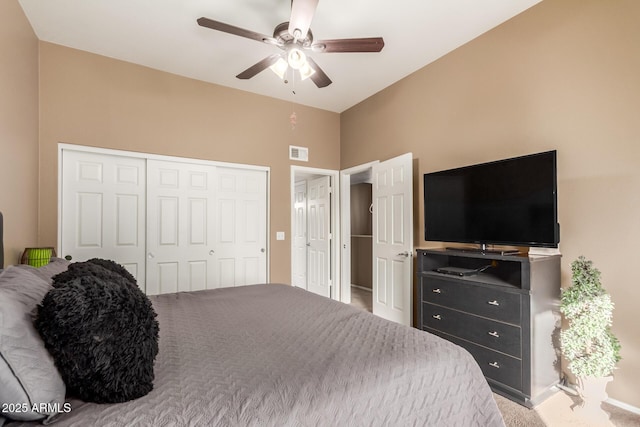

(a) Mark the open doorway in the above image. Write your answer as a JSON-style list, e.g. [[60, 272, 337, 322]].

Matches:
[[343, 166, 373, 312], [290, 166, 340, 300], [339, 162, 377, 310]]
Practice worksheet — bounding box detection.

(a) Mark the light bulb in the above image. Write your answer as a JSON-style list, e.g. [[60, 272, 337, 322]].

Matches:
[[269, 57, 288, 79], [287, 48, 307, 70], [298, 61, 316, 81]]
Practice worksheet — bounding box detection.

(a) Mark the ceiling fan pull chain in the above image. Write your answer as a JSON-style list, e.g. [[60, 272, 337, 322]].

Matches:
[[290, 71, 298, 130]]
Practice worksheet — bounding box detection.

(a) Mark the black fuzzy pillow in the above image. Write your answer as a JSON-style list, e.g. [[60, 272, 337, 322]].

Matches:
[[86, 258, 137, 284], [52, 259, 135, 288], [36, 271, 159, 403]]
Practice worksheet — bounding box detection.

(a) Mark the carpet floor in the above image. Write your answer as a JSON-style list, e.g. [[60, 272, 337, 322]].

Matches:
[[494, 393, 546, 427]]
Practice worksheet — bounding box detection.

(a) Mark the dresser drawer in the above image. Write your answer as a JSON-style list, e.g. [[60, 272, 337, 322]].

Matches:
[[423, 303, 521, 358], [421, 275, 522, 324], [427, 329, 523, 392]]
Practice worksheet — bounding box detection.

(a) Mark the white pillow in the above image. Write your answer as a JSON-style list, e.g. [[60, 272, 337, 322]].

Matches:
[[16, 257, 70, 284], [0, 267, 66, 422]]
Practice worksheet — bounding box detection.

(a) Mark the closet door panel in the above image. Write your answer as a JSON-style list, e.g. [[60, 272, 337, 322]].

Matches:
[[61, 150, 146, 289], [146, 160, 217, 295], [215, 167, 267, 287], [157, 262, 179, 294]]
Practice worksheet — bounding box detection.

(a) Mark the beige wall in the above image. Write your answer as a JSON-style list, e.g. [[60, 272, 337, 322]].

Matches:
[[9, 0, 640, 408], [38, 42, 340, 283], [342, 0, 640, 407], [0, 0, 39, 265]]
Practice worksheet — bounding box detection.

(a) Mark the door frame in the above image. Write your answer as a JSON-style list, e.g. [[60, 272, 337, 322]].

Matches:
[[58, 143, 271, 282], [339, 161, 379, 304], [290, 166, 340, 300]]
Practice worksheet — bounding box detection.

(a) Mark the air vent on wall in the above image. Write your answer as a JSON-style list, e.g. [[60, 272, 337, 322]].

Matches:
[[289, 145, 309, 162]]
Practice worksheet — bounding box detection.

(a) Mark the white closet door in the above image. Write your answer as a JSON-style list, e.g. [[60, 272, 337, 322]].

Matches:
[[61, 147, 269, 296], [306, 176, 331, 298], [60, 150, 146, 289], [146, 160, 217, 295], [292, 181, 308, 289], [215, 167, 267, 287]]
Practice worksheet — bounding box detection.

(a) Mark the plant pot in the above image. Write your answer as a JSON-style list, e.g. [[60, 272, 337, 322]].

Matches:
[[574, 376, 613, 425]]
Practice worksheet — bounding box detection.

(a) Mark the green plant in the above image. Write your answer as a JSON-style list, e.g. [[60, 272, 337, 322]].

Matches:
[[560, 256, 621, 378]]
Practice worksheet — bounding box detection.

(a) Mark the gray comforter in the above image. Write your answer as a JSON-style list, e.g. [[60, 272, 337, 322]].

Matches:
[[12, 284, 504, 426]]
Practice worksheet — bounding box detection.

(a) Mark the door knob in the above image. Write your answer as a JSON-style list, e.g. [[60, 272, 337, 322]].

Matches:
[[209, 250, 215, 255], [261, 248, 266, 253], [397, 251, 410, 257], [148, 252, 155, 259]]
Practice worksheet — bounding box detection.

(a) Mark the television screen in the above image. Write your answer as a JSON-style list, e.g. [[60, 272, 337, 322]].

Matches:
[[424, 150, 559, 248]]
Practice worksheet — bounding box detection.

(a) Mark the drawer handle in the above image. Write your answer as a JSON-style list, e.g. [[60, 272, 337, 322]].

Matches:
[[488, 331, 500, 338], [432, 288, 442, 294], [489, 362, 500, 369], [487, 300, 500, 306], [432, 314, 442, 320]]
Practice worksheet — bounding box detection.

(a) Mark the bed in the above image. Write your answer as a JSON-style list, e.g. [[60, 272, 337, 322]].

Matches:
[[0, 215, 504, 426]]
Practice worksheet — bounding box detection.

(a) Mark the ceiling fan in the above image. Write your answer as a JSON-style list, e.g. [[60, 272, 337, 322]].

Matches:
[[197, 0, 384, 88]]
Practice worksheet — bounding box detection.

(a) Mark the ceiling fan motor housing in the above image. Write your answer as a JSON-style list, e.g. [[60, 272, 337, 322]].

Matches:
[[274, 22, 313, 47]]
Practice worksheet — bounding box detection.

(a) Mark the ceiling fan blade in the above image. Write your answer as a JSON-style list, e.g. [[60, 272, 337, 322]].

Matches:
[[236, 54, 282, 80], [306, 57, 332, 88], [311, 37, 385, 53], [288, 0, 319, 39], [197, 17, 278, 45]]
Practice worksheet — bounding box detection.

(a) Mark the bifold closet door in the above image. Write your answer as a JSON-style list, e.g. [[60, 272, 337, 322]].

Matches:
[[60, 150, 147, 289], [146, 160, 217, 295]]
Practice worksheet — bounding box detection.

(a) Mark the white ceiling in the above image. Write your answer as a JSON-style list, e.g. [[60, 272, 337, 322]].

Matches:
[[19, 0, 541, 113]]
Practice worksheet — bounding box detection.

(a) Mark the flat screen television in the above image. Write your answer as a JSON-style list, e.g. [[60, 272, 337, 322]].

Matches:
[[424, 150, 559, 249]]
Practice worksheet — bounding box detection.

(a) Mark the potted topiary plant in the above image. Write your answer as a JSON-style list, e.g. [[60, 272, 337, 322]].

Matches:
[[560, 256, 621, 424]]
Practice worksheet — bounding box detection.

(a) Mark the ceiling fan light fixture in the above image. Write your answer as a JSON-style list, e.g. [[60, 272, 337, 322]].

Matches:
[[269, 57, 288, 79], [298, 61, 316, 81], [287, 47, 307, 70]]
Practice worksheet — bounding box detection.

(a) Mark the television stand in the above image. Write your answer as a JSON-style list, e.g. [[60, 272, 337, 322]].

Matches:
[[445, 244, 521, 256], [416, 248, 561, 407]]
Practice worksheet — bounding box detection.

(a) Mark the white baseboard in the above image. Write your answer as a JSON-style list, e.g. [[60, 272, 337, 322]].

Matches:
[[558, 382, 640, 415], [351, 284, 372, 292], [606, 397, 640, 415]]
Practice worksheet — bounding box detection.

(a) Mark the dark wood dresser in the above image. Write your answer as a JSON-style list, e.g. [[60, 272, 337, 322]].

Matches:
[[416, 248, 561, 407]]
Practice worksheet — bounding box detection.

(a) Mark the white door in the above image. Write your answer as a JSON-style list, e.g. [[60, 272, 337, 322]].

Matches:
[[146, 160, 217, 295], [306, 176, 331, 297], [372, 153, 413, 325], [214, 167, 268, 287], [292, 181, 308, 289], [60, 150, 146, 288]]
